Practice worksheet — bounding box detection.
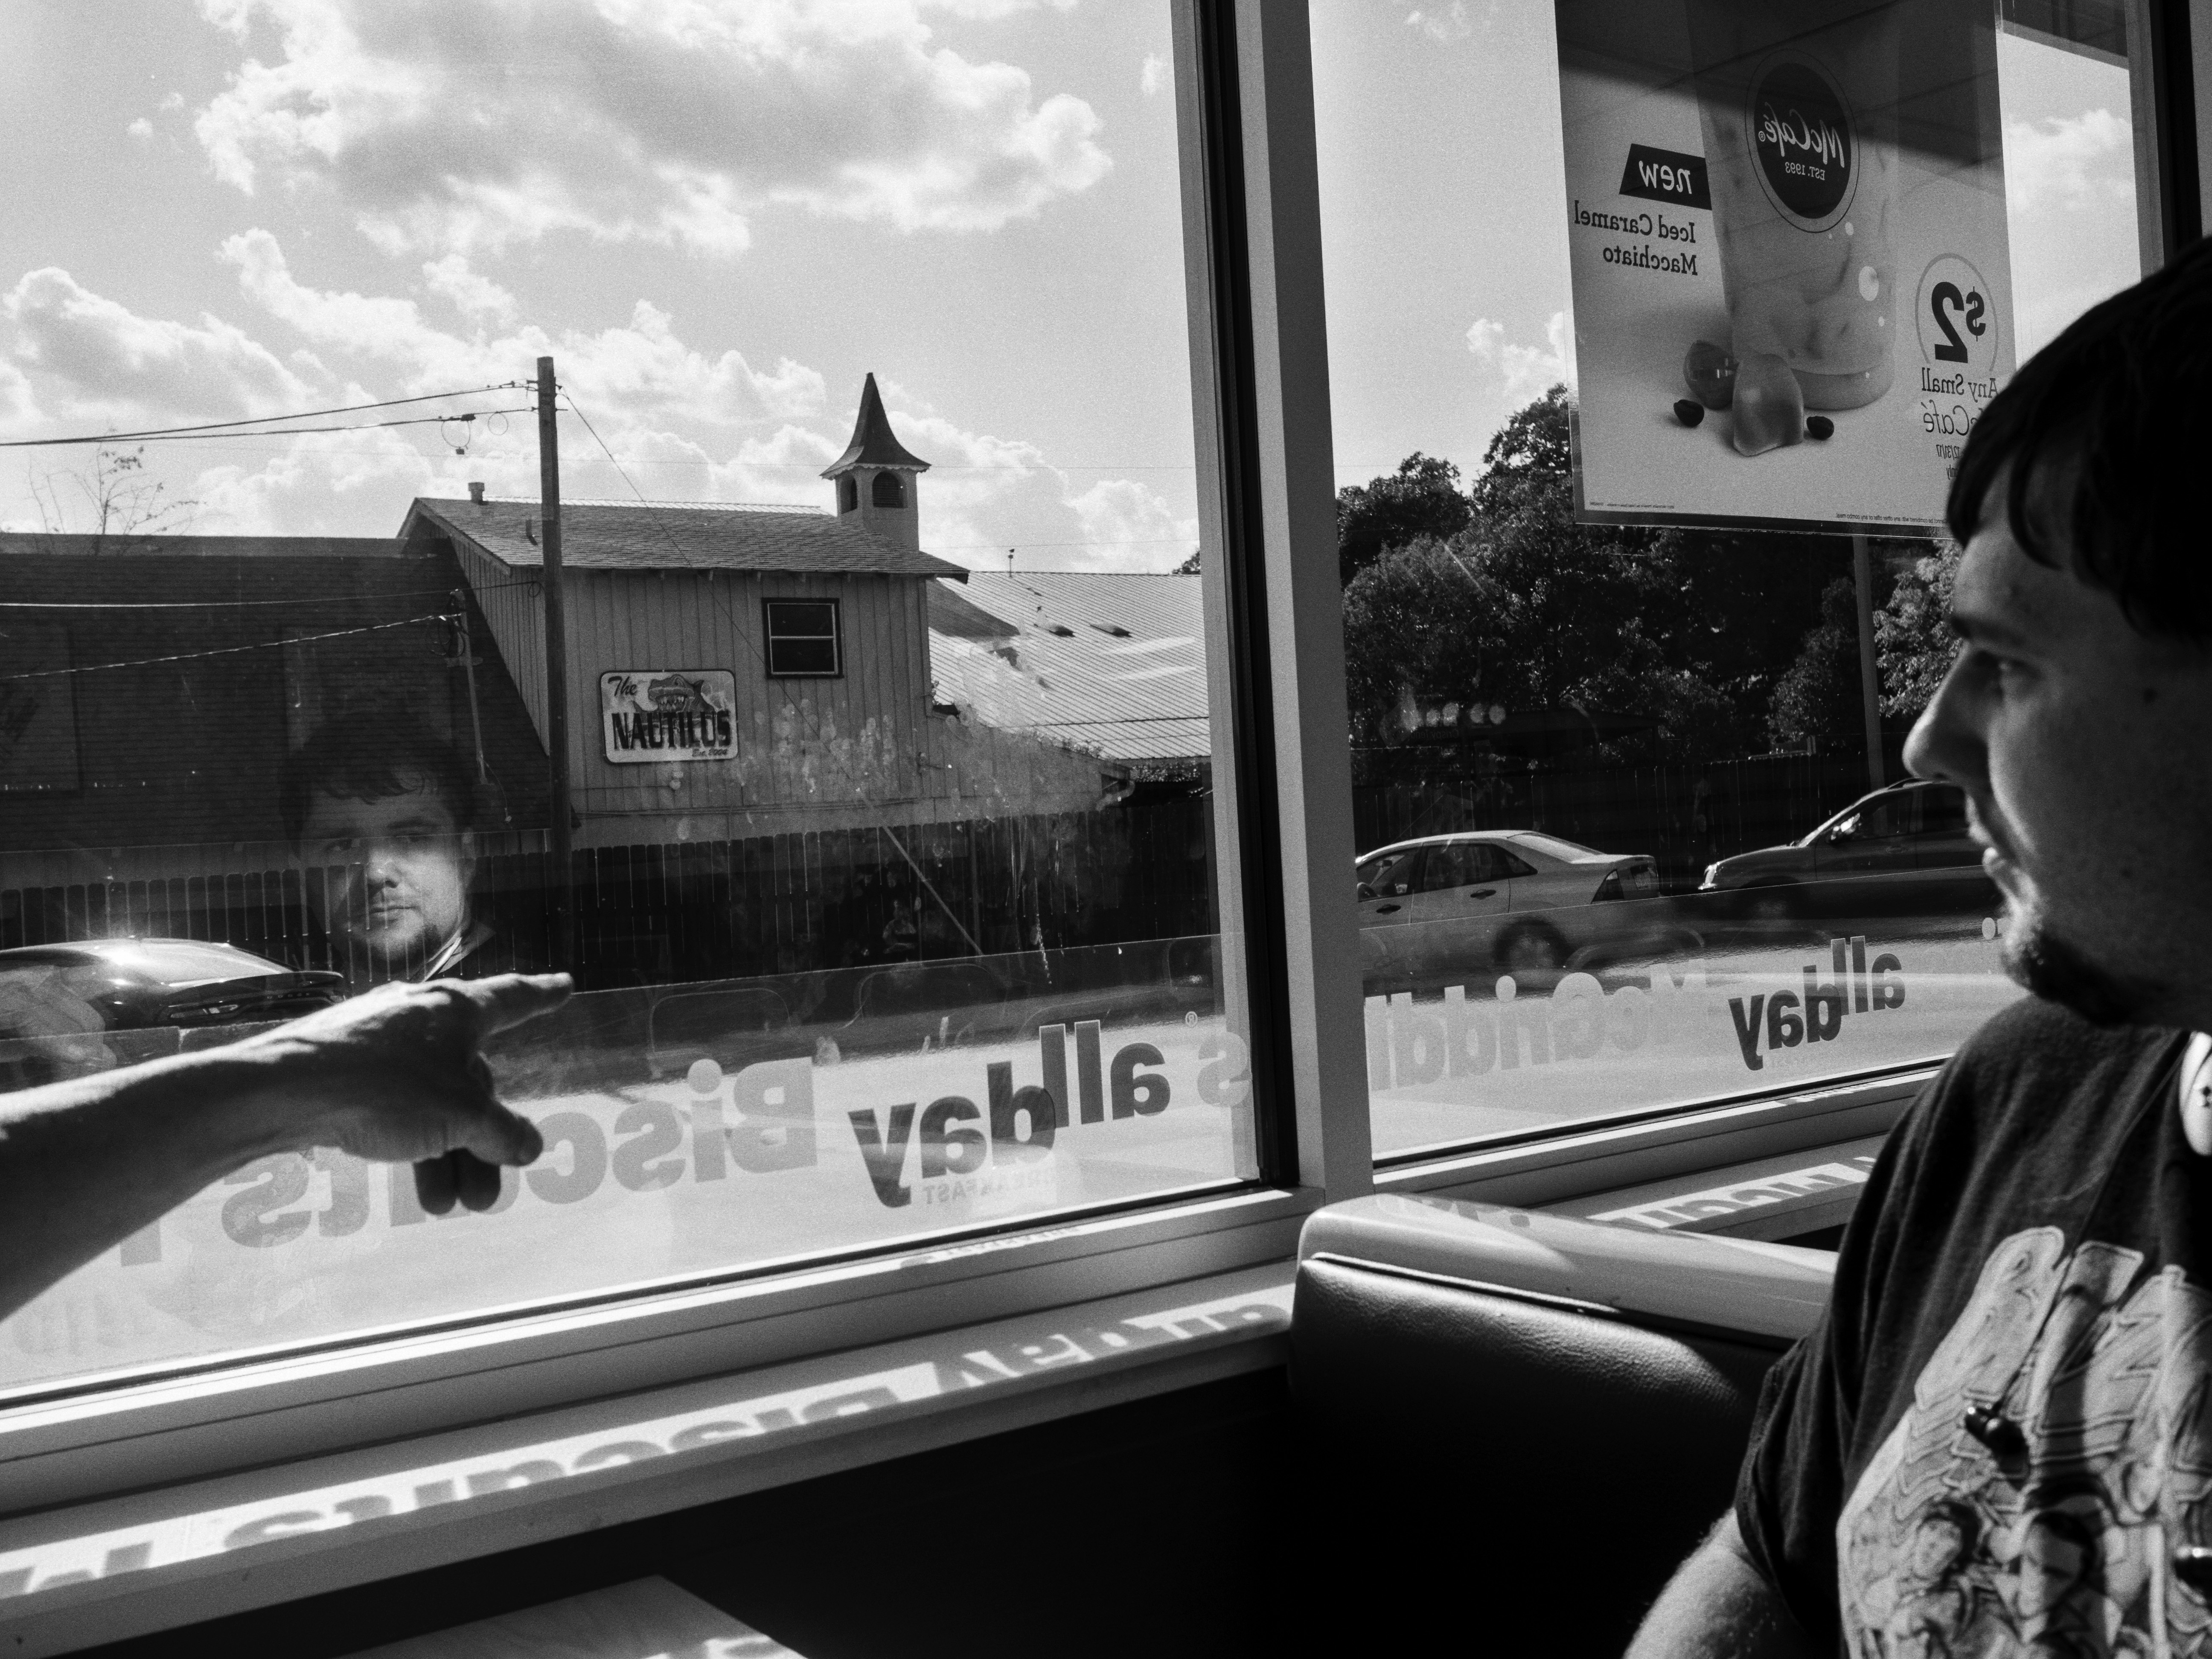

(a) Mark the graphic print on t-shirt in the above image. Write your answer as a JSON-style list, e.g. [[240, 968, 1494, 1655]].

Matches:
[[1838, 1226, 2212, 1655]]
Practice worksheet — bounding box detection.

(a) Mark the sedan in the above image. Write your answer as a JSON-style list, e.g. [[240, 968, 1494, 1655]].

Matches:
[[0, 938, 343, 1040], [1356, 831, 1670, 978], [1697, 779, 1993, 924]]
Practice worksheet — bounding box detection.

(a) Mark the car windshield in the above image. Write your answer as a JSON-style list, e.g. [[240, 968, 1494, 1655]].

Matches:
[[1508, 832, 1609, 863]]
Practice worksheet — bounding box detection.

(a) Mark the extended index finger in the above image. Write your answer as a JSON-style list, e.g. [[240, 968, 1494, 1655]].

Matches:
[[454, 972, 575, 1036]]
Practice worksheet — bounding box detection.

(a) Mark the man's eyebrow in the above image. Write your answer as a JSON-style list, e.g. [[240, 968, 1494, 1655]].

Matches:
[[1945, 608, 2039, 652]]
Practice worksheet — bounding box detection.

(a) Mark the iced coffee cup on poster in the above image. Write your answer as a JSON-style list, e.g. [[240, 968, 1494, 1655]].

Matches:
[[1686, 0, 1900, 411]]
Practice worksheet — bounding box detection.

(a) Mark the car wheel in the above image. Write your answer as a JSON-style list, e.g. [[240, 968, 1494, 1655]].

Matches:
[[1495, 921, 1568, 975]]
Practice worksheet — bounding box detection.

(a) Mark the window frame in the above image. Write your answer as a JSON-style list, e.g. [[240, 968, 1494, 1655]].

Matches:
[[2, 0, 2201, 1530], [761, 598, 843, 679]]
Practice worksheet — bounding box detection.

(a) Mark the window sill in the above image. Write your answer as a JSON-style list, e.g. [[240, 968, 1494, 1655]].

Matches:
[[0, 1185, 1314, 1519], [1374, 1062, 1932, 1212], [0, 1263, 1292, 1657]]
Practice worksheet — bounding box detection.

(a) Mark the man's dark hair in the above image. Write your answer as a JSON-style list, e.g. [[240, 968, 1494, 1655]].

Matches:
[[280, 707, 478, 845], [1948, 235, 2212, 640]]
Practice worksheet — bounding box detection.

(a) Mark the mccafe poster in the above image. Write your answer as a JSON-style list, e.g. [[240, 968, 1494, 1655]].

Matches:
[[1554, 0, 2014, 531]]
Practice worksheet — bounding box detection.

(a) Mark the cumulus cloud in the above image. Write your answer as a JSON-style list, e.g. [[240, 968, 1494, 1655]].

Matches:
[[220, 228, 825, 424], [420, 254, 515, 325], [1465, 309, 1574, 404], [1067, 477, 1195, 568], [0, 242, 1185, 561], [922, 0, 1076, 17], [192, 0, 1114, 258], [659, 399, 1194, 570], [2005, 109, 2132, 214], [3, 266, 315, 424], [1139, 54, 1169, 97], [127, 118, 154, 140]]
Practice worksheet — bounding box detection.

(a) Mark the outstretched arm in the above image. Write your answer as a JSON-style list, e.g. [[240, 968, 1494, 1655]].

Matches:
[[1626, 1511, 1824, 1659], [0, 973, 570, 1321]]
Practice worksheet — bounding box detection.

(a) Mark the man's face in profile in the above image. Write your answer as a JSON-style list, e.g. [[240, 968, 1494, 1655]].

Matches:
[[1906, 477, 2212, 1028], [298, 777, 474, 970]]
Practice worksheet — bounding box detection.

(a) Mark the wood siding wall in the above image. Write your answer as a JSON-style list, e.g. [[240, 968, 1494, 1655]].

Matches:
[[460, 558, 938, 819], [455, 538, 547, 745]]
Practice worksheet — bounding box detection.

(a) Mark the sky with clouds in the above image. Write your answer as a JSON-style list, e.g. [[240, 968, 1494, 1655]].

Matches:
[[0, 3, 2149, 556], [0, 0, 1200, 568]]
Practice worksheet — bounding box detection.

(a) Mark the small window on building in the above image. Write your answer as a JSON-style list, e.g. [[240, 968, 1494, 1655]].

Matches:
[[870, 470, 905, 508], [836, 474, 857, 514], [764, 599, 841, 677]]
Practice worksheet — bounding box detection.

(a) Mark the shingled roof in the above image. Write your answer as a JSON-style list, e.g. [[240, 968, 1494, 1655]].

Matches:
[[821, 373, 931, 475], [404, 497, 966, 579]]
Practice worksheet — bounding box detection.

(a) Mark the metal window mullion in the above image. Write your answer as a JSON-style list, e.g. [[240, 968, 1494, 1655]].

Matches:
[[1174, 0, 1371, 1202]]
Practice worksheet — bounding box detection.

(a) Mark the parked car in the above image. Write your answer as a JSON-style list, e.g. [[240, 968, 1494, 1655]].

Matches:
[[1697, 779, 1993, 923], [1355, 831, 1674, 978], [0, 939, 343, 1041]]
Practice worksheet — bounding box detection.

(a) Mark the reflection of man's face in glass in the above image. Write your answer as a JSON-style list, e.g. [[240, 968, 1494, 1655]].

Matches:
[[298, 776, 473, 968]]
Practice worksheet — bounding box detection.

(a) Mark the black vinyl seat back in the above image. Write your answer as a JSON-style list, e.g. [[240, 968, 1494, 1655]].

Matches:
[[1290, 1251, 1790, 1654]]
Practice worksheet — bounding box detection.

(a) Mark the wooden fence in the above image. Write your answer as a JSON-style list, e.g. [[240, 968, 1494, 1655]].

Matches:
[[0, 752, 1906, 987], [0, 801, 1218, 992]]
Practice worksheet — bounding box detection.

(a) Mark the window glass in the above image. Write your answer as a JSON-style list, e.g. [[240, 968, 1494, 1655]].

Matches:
[[764, 599, 842, 678], [0, 2, 1254, 1393], [1509, 832, 1605, 863], [1315, 0, 2151, 1161], [1421, 841, 1499, 890], [1852, 796, 1913, 839], [1361, 849, 1424, 896], [1921, 784, 1970, 833]]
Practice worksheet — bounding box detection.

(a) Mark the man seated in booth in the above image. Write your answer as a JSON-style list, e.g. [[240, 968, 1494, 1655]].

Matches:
[[1632, 242, 2212, 1652], [281, 709, 496, 990]]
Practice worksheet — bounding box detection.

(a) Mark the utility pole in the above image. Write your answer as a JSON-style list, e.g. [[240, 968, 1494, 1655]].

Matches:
[[537, 355, 574, 971], [1852, 532, 1885, 790]]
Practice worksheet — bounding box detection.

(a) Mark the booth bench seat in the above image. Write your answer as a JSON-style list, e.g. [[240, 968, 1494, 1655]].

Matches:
[[1289, 1196, 1834, 1655]]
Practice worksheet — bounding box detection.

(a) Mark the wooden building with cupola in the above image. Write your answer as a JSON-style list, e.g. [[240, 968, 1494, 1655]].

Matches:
[[401, 375, 1118, 845]]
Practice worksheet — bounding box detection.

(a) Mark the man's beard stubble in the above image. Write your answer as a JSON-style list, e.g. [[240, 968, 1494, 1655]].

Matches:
[[2003, 902, 2165, 1028]]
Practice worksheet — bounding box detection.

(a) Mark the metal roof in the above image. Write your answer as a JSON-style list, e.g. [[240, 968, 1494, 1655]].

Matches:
[[405, 497, 965, 580], [927, 572, 1209, 763], [822, 373, 931, 475]]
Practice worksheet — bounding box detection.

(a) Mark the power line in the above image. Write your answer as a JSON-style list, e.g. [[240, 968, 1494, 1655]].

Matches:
[[0, 387, 528, 450], [1, 407, 533, 450], [0, 612, 454, 683]]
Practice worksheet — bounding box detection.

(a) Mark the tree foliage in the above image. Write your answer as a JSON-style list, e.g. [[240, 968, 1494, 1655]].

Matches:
[[1335, 451, 1471, 584], [1876, 541, 1962, 718], [1339, 387, 1851, 766], [26, 446, 198, 546], [1766, 576, 1867, 751]]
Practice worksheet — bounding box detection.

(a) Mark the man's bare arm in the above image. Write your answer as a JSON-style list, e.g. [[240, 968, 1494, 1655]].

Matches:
[[1626, 1511, 1824, 1659], [0, 973, 569, 1321]]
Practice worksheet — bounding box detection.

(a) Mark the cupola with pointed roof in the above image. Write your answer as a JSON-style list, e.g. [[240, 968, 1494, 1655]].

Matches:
[[821, 373, 929, 554]]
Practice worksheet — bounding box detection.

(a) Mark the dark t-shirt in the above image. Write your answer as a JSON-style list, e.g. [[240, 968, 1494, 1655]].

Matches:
[[1737, 996, 2205, 1652]]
